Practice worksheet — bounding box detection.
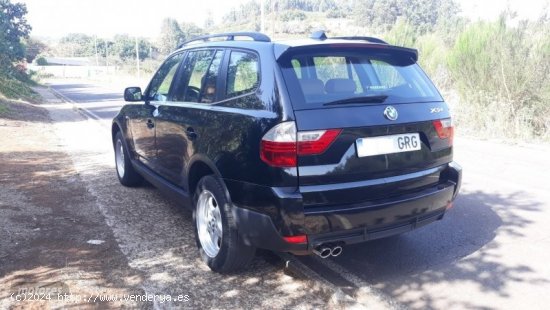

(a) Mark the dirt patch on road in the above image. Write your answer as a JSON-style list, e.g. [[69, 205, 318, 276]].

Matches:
[[0, 101, 146, 309]]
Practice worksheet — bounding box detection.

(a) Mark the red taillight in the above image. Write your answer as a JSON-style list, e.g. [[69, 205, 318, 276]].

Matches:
[[260, 122, 342, 168], [283, 235, 308, 244], [433, 118, 454, 145], [260, 140, 297, 167], [260, 122, 298, 167], [297, 129, 342, 155]]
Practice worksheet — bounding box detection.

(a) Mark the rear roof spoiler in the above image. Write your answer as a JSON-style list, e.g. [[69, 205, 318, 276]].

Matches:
[[276, 31, 417, 62], [310, 30, 389, 44], [274, 43, 419, 64]]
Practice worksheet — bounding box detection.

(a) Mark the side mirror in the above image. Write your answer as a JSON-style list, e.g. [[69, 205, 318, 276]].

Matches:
[[124, 87, 143, 102]]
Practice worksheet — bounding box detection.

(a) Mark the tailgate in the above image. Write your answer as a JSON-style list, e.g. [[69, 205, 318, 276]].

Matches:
[[295, 103, 453, 207]]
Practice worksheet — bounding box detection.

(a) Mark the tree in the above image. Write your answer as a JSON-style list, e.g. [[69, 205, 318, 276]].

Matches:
[[180, 22, 204, 41], [221, 1, 260, 26], [353, 0, 401, 31], [280, 10, 306, 22], [0, 0, 31, 73], [353, 0, 460, 34], [158, 18, 183, 55], [24, 37, 48, 63], [35, 56, 48, 66], [112, 35, 135, 61], [204, 11, 214, 30], [111, 34, 150, 61], [399, 0, 460, 35], [57, 33, 94, 57]]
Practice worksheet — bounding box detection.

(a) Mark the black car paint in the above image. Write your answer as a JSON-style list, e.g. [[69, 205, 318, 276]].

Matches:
[[112, 38, 462, 254]]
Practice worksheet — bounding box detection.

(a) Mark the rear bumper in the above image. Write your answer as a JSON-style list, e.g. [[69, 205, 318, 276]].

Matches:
[[230, 162, 462, 254], [308, 208, 446, 249]]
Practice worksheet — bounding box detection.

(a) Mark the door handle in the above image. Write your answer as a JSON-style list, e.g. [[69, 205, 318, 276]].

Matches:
[[146, 119, 154, 129], [186, 127, 197, 140]]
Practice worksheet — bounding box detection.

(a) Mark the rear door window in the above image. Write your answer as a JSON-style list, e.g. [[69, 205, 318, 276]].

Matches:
[[279, 48, 442, 110], [199, 50, 223, 103], [173, 49, 215, 103]]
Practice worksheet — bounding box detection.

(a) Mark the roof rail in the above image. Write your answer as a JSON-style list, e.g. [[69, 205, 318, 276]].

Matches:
[[309, 30, 387, 44], [177, 32, 271, 49]]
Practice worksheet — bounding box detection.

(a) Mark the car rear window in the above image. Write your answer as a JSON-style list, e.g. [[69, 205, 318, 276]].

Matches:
[[279, 47, 442, 110]]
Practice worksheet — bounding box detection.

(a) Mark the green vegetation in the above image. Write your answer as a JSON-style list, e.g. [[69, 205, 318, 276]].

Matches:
[[2, 0, 548, 141], [0, 0, 38, 102], [42, 20, 205, 76], [209, 0, 549, 141], [157, 19, 203, 55], [0, 0, 30, 75], [50, 33, 153, 64], [378, 14, 550, 141], [0, 74, 40, 103], [0, 98, 8, 115], [446, 17, 550, 140], [281, 10, 307, 22]]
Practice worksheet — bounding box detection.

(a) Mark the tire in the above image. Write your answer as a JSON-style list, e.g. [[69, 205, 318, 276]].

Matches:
[[114, 131, 143, 187], [193, 175, 256, 272]]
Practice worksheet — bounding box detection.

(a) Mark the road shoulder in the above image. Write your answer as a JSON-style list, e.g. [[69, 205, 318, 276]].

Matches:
[[0, 97, 147, 309]]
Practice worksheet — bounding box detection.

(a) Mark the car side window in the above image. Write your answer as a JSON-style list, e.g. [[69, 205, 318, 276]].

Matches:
[[147, 53, 184, 101], [291, 59, 302, 79], [173, 50, 215, 103], [226, 51, 259, 98], [199, 50, 223, 103]]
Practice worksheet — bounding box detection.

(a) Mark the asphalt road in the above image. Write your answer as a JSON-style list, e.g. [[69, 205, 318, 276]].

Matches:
[[48, 79, 550, 309], [49, 80, 126, 124]]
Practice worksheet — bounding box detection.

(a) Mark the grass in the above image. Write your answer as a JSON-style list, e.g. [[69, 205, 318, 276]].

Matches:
[[0, 72, 42, 118], [0, 76, 39, 102], [0, 100, 9, 115]]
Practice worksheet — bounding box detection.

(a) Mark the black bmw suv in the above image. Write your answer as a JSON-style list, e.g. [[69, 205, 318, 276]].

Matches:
[[112, 31, 462, 272]]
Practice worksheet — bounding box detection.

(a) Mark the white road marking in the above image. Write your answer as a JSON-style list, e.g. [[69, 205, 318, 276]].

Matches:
[[48, 85, 107, 124], [87, 239, 105, 245]]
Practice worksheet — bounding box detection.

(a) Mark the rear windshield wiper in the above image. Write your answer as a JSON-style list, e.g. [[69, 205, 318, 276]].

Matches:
[[323, 95, 388, 106]]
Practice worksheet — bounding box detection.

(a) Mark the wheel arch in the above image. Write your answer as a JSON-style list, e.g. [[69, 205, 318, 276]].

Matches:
[[112, 119, 137, 161], [111, 121, 121, 144], [186, 156, 230, 203]]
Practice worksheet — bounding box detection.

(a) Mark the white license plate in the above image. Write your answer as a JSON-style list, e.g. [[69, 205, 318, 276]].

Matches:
[[356, 133, 421, 157]]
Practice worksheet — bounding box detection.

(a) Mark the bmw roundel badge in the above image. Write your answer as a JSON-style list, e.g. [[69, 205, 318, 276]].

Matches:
[[384, 106, 398, 121]]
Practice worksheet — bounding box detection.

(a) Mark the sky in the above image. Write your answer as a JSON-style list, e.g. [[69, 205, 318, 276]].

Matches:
[[15, 0, 550, 39], [459, 0, 548, 21], [17, 0, 248, 38]]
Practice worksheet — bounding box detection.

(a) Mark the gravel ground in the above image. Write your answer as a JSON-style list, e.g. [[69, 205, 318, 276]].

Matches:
[[0, 99, 145, 309], [0, 92, 374, 309]]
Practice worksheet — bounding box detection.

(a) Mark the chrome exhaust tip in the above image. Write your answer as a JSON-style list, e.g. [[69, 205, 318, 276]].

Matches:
[[331, 246, 343, 257], [313, 247, 332, 259]]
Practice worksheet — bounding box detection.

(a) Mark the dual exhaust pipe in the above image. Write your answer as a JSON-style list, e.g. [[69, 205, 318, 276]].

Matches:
[[313, 244, 343, 258]]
